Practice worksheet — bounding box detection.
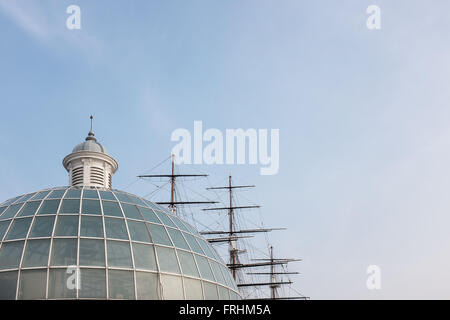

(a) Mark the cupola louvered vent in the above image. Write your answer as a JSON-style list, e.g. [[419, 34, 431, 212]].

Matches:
[[71, 167, 84, 186], [90, 167, 105, 186]]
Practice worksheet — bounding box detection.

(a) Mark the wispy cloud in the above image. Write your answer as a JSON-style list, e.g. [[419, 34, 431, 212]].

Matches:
[[0, 1, 50, 39], [0, 1, 103, 60]]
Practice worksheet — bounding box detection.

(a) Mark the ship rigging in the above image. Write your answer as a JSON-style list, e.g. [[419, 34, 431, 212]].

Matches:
[[137, 155, 308, 300]]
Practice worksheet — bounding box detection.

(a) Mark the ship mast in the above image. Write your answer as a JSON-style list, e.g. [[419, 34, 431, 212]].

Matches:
[[140, 163, 307, 299], [138, 154, 217, 214], [202, 175, 263, 279], [245, 245, 307, 300], [202, 175, 287, 285], [203, 175, 307, 299], [270, 245, 276, 299]]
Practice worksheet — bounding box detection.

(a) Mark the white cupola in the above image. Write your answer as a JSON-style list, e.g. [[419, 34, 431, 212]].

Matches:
[[63, 116, 118, 188]]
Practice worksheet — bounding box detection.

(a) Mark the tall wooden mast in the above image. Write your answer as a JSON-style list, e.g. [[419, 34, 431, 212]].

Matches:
[[140, 163, 307, 299], [202, 175, 286, 283], [203, 175, 262, 280], [203, 175, 307, 299], [138, 154, 217, 214], [270, 245, 276, 299], [245, 246, 306, 300], [170, 154, 175, 212]]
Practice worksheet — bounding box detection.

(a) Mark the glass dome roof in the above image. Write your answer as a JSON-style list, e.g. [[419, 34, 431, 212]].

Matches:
[[0, 186, 240, 300]]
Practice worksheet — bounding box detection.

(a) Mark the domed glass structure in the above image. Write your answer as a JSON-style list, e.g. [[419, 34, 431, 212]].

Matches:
[[0, 186, 241, 299], [0, 118, 241, 300]]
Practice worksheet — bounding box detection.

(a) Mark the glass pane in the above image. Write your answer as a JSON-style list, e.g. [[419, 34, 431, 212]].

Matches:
[[17, 201, 41, 217], [37, 199, 60, 215], [80, 215, 103, 238], [159, 207, 173, 215], [102, 201, 123, 217], [60, 199, 80, 214], [48, 268, 77, 299], [11, 196, 25, 204], [132, 243, 157, 271], [18, 269, 47, 299], [79, 268, 106, 298], [82, 189, 98, 199], [0, 206, 6, 215], [221, 264, 234, 288], [6, 218, 32, 240], [141, 199, 152, 207], [16, 193, 34, 203], [1, 204, 22, 220], [203, 282, 219, 300], [99, 191, 116, 201], [81, 199, 101, 215], [138, 207, 160, 224], [1, 197, 20, 207], [121, 203, 142, 220], [155, 246, 180, 274], [64, 189, 81, 199], [211, 248, 223, 263], [0, 271, 18, 299], [47, 189, 66, 199], [167, 228, 190, 250], [230, 291, 240, 300], [79, 239, 105, 266], [154, 211, 176, 228], [31, 190, 50, 200], [142, 200, 161, 211], [218, 286, 230, 300], [22, 239, 51, 267], [184, 278, 203, 300], [127, 195, 147, 207], [160, 274, 183, 299], [210, 261, 226, 286], [127, 220, 151, 242], [108, 270, 135, 299], [6, 195, 19, 205], [0, 220, 11, 240], [195, 255, 215, 281], [171, 216, 190, 233], [177, 250, 199, 277], [136, 272, 159, 299], [50, 238, 77, 266], [183, 233, 204, 255], [113, 192, 131, 203], [104, 217, 128, 240], [107, 240, 132, 268], [0, 241, 25, 269], [184, 222, 200, 235], [29, 216, 55, 238], [54, 215, 79, 236], [147, 224, 172, 246]]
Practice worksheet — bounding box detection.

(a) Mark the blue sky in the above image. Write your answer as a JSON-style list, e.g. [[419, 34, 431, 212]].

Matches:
[[1, 0, 450, 299]]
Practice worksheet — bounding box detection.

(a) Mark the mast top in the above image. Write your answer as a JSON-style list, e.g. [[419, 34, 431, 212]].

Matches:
[[138, 154, 214, 214]]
